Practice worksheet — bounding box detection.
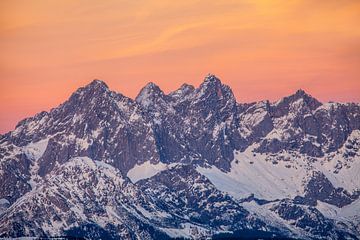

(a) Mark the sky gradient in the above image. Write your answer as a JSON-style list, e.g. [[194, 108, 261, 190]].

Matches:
[[1, 0, 360, 133]]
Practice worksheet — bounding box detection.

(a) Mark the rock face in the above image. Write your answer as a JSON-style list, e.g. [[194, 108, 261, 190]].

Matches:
[[0, 74, 359, 239]]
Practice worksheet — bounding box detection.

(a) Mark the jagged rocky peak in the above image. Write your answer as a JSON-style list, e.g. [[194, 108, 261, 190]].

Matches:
[[135, 82, 167, 108], [65, 79, 140, 120], [139, 82, 163, 95], [8, 81, 112, 136], [179, 83, 195, 92], [271, 88, 322, 117], [294, 89, 321, 106], [204, 73, 220, 82], [1, 74, 360, 239], [168, 83, 195, 99], [69, 79, 112, 104], [284, 89, 321, 108], [201, 73, 222, 88], [79, 79, 109, 94], [195, 74, 235, 101], [294, 88, 307, 96], [88, 79, 109, 89]]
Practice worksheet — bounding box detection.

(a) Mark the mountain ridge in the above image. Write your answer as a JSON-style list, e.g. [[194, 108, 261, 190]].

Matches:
[[5, 75, 356, 137], [0, 74, 359, 239]]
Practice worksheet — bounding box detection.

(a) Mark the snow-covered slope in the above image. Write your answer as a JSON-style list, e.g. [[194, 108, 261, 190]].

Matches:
[[198, 140, 360, 201], [0, 75, 359, 239], [197, 147, 308, 200], [127, 161, 168, 183]]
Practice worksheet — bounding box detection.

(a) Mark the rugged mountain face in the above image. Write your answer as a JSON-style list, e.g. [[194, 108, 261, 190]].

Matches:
[[0, 74, 359, 239], [135, 75, 245, 171], [0, 80, 159, 203]]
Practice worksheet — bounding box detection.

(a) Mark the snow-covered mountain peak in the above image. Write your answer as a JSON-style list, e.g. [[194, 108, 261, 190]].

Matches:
[[294, 88, 307, 96], [199, 74, 223, 91], [168, 83, 195, 99], [274, 89, 319, 105], [68, 79, 116, 109], [76, 79, 109, 94], [203, 73, 220, 83], [270, 89, 322, 119], [285, 89, 321, 108], [139, 82, 163, 94], [135, 82, 167, 108], [195, 74, 235, 104], [1, 75, 359, 239], [89, 79, 109, 88], [179, 83, 195, 91]]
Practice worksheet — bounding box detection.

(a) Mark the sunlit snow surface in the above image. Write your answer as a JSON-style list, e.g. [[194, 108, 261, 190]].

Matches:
[[23, 138, 49, 161], [127, 161, 168, 183], [317, 198, 360, 223], [197, 147, 307, 200], [160, 223, 213, 239], [197, 138, 360, 201], [23, 138, 49, 189]]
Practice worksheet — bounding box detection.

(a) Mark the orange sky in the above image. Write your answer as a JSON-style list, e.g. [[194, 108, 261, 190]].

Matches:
[[1, 0, 360, 133]]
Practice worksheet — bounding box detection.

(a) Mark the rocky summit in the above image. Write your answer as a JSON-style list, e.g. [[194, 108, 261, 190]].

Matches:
[[0, 74, 359, 239]]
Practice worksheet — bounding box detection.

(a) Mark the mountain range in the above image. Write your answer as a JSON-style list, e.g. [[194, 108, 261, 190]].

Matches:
[[0, 74, 359, 239]]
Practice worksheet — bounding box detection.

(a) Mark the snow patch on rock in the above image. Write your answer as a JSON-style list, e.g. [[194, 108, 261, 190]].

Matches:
[[23, 138, 49, 161], [127, 161, 168, 183]]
